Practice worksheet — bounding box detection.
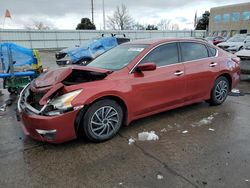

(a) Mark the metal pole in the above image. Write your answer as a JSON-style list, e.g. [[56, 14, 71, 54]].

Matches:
[[102, 0, 106, 30], [7, 44, 14, 77], [91, 0, 94, 24]]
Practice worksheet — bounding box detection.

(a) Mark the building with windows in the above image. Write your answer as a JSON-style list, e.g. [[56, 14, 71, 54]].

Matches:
[[209, 2, 250, 37]]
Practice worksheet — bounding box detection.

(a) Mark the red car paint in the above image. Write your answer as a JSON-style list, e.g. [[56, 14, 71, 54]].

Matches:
[[213, 37, 225, 45], [18, 38, 240, 143]]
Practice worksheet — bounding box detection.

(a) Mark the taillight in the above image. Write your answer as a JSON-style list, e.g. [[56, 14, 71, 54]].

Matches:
[[231, 57, 240, 64]]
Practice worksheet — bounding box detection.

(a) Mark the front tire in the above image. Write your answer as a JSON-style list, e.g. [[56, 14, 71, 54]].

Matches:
[[80, 99, 123, 142], [209, 76, 229, 105]]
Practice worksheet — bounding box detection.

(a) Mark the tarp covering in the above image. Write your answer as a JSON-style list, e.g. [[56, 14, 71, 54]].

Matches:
[[66, 37, 118, 63], [0, 42, 36, 73]]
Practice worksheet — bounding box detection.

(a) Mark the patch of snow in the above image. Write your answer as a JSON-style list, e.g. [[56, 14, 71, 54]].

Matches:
[[182, 130, 188, 134], [160, 128, 167, 133], [138, 131, 159, 141], [208, 128, 215, 131], [231, 89, 240, 94], [157, 174, 163, 180], [192, 115, 215, 127], [200, 118, 211, 125], [119, 182, 123, 185], [128, 138, 135, 145], [245, 179, 249, 182], [207, 116, 214, 121], [168, 124, 173, 129], [174, 123, 181, 128]]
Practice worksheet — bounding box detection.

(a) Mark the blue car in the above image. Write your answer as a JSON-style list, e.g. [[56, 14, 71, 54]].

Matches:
[[55, 36, 130, 66]]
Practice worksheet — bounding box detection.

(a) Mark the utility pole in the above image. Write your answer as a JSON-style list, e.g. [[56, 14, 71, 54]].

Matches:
[[91, 0, 94, 24], [102, 0, 106, 30]]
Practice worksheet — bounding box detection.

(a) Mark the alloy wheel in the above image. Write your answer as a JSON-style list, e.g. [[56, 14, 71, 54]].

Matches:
[[90, 106, 119, 138], [215, 80, 228, 102]]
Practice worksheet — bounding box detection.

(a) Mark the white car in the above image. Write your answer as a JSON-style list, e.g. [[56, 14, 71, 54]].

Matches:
[[235, 42, 250, 79], [243, 35, 250, 49], [217, 34, 246, 53]]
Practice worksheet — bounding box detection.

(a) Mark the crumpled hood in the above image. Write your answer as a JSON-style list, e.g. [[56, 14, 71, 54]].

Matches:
[[32, 66, 110, 89]]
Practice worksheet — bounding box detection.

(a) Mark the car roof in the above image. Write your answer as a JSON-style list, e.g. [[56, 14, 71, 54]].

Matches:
[[124, 38, 207, 46]]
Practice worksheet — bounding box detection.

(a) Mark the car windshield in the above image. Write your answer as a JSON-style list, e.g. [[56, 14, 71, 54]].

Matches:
[[87, 44, 148, 70], [227, 36, 246, 42]]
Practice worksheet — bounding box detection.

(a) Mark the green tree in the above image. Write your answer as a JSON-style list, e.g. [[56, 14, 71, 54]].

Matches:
[[76, 18, 96, 30], [195, 11, 210, 30], [146, 25, 158, 30]]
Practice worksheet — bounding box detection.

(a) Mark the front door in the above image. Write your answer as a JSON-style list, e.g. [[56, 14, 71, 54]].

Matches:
[[129, 42, 186, 117]]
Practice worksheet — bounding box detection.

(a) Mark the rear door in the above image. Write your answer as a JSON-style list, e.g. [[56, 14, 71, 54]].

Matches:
[[130, 42, 186, 116], [179, 42, 219, 102]]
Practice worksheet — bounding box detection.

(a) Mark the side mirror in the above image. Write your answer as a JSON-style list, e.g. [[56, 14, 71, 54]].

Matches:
[[136, 62, 156, 72]]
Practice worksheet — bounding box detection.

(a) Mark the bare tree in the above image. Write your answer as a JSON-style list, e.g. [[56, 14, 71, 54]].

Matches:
[[171, 23, 180, 30], [157, 19, 171, 30], [25, 21, 51, 30], [34, 22, 50, 30], [107, 4, 133, 30], [157, 19, 180, 31], [131, 22, 145, 30]]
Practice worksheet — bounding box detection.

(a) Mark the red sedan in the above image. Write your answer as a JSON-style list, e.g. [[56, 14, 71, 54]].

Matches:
[[17, 38, 240, 143], [206, 36, 225, 45]]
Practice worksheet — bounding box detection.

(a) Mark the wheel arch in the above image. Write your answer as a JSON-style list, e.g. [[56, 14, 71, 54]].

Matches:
[[74, 95, 129, 138], [216, 73, 232, 90]]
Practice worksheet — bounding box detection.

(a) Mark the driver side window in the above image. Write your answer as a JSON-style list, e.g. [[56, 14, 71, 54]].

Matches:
[[140, 43, 179, 67]]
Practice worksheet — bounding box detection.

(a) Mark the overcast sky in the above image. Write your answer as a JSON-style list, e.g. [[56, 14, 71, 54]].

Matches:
[[0, 0, 249, 30]]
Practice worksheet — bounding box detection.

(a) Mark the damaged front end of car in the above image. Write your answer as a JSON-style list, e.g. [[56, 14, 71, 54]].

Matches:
[[17, 66, 111, 142], [18, 66, 110, 116]]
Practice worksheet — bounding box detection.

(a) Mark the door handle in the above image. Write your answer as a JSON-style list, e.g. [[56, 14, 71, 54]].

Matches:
[[174, 70, 184, 76], [210, 62, 217, 67]]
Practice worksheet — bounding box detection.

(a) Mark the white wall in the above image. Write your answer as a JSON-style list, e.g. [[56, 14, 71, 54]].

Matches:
[[0, 29, 207, 49]]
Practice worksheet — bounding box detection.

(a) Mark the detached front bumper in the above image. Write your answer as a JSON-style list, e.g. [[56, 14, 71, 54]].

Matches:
[[17, 84, 80, 143]]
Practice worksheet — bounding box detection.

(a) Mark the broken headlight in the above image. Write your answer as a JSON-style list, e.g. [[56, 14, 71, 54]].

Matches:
[[49, 89, 82, 111]]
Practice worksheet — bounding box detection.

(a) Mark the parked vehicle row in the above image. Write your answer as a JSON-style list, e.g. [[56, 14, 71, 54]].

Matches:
[[235, 35, 250, 78], [205, 36, 226, 45], [217, 34, 247, 53]]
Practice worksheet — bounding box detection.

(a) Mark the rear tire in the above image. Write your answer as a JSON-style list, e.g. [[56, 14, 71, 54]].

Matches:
[[209, 76, 229, 105], [80, 99, 123, 142]]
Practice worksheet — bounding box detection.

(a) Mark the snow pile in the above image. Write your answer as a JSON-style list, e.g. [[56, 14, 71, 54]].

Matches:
[[191, 114, 216, 127], [231, 89, 240, 94], [208, 128, 215, 131], [138, 131, 159, 141], [157, 174, 163, 180], [182, 130, 188, 134], [128, 138, 135, 145], [160, 128, 167, 133]]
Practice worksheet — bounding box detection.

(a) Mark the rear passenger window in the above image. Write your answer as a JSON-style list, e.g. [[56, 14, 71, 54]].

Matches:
[[141, 43, 179, 67], [208, 46, 217, 57], [180, 42, 209, 61]]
